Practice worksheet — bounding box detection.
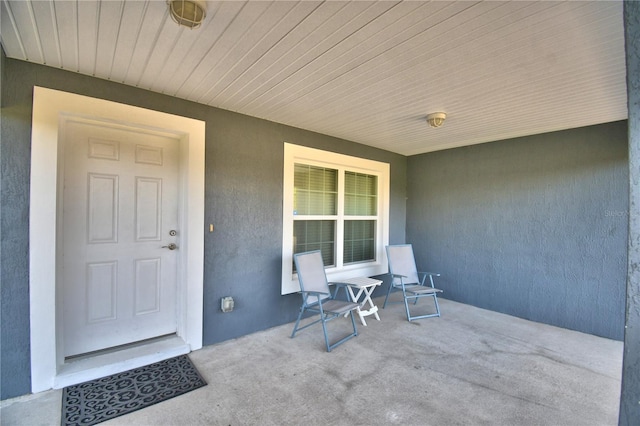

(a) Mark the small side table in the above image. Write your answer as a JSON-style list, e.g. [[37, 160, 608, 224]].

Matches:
[[335, 277, 383, 326]]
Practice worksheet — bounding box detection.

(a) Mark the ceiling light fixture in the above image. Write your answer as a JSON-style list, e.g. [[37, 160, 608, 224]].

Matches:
[[168, 0, 207, 29], [426, 112, 447, 128]]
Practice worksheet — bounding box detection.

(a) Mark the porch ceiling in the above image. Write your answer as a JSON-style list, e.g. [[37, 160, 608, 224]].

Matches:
[[0, 0, 628, 156]]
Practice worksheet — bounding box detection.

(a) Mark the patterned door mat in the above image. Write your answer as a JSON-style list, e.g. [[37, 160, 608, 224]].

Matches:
[[61, 355, 207, 426]]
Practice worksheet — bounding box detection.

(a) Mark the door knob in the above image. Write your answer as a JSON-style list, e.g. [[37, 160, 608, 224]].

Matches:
[[162, 243, 178, 250]]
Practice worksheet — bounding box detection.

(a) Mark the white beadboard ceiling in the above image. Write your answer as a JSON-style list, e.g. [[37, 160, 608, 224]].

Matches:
[[0, 0, 628, 156]]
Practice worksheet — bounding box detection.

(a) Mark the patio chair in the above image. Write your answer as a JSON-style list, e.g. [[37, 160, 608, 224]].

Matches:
[[290, 250, 359, 352], [383, 244, 442, 321]]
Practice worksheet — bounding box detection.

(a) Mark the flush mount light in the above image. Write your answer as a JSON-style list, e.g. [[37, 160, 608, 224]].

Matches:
[[426, 112, 447, 128], [168, 0, 207, 29]]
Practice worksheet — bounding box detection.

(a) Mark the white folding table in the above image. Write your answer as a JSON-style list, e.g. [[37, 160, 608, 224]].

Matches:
[[333, 277, 383, 326]]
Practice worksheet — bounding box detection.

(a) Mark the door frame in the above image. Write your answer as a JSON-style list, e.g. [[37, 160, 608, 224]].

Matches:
[[29, 87, 205, 393]]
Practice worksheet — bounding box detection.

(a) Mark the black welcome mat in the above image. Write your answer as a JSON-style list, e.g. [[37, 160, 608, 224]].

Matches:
[[61, 355, 207, 426]]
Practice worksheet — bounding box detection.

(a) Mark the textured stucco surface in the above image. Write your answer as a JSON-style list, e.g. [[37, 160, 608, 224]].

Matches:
[[407, 122, 628, 341], [620, 1, 640, 424], [0, 49, 33, 399], [0, 52, 406, 399], [202, 108, 406, 344]]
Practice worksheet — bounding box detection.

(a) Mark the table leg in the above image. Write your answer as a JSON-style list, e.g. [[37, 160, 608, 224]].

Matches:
[[359, 286, 380, 322], [349, 286, 368, 326]]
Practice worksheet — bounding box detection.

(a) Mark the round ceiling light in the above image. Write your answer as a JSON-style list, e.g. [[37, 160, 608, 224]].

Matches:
[[426, 112, 447, 128], [168, 0, 207, 29]]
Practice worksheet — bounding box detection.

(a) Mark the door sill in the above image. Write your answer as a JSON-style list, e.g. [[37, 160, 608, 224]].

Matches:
[[53, 335, 190, 389]]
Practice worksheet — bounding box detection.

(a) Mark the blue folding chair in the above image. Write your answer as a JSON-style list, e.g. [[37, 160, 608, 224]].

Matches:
[[290, 250, 359, 352], [383, 244, 442, 321]]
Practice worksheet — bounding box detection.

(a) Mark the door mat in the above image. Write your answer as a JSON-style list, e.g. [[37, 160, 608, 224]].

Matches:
[[61, 355, 207, 426]]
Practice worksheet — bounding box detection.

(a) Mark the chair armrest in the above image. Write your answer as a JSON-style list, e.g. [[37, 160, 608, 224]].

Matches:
[[418, 271, 440, 288], [389, 273, 411, 288], [300, 290, 330, 297], [389, 273, 408, 279]]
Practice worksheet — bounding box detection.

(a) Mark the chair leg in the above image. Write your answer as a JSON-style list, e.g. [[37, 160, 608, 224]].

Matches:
[[403, 292, 413, 321], [383, 281, 395, 308], [290, 307, 306, 338], [292, 304, 359, 352], [324, 310, 359, 352], [321, 313, 332, 352], [433, 294, 441, 317], [349, 310, 358, 337], [406, 293, 442, 321]]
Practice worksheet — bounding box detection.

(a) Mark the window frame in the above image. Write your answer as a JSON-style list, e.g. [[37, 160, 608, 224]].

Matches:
[[281, 143, 390, 295]]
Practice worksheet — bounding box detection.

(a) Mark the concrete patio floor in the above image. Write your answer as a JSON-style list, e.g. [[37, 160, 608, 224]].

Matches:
[[1, 298, 623, 425]]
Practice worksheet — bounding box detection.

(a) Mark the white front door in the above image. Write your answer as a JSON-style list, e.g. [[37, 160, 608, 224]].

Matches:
[[62, 119, 180, 357]]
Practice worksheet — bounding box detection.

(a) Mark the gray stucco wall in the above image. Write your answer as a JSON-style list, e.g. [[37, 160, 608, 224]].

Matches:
[[620, 0, 640, 423], [407, 122, 628, 341], [1, 50, 33, 400], [0, 53, 406, 399]]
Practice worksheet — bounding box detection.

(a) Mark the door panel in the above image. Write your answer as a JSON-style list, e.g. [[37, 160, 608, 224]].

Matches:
[[135, 177, 162, 241], [62, 120, 180, 357], [86, 261, 117, 322], [87, 173, 119, 243]]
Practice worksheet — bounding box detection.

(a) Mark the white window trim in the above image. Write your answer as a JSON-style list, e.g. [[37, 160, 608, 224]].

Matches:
[[282, 143, 389, 295]]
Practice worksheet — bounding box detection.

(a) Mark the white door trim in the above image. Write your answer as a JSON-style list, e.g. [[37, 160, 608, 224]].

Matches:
[[29, 87, 205, 393]]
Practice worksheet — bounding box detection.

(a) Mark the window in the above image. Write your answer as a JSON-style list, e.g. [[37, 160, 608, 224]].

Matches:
[[282, 143, 389, 295]]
